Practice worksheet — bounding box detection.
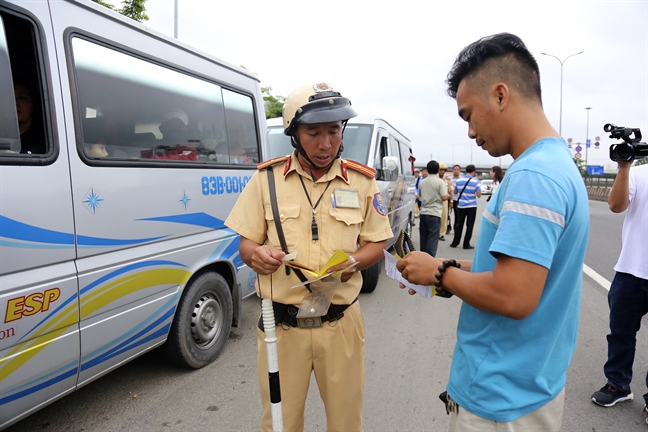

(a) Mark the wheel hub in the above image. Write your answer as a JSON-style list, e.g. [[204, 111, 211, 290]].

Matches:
[[191, 294, 223, 350]]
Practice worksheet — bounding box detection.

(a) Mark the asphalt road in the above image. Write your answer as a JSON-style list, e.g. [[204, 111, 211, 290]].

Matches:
[[8, 198, 648, 432]]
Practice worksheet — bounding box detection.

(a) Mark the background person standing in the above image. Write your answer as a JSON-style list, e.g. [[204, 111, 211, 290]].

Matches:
[[438, 163, 453, 241], [450, 164, 481, 249], [413, 168, 421, 218], [488, 165, 504, 201], [591, 161, 648, 420], [418, 160, 450, 256], [450, 164, 462, 231]]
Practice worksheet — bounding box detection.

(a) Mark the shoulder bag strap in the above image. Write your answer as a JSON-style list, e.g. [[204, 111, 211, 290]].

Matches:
[[266, 167, 310, 287], [457, 177, 470, 203]]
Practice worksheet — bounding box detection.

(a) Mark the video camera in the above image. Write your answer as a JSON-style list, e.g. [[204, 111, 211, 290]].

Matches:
[[604, 123, 648, 161]]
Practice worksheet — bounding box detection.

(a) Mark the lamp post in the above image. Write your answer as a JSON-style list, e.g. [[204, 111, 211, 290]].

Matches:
[[541, 51, 584, 137], [585, 107, 592, 167], [451, 144, 461, 166], [174, 0, 179, 38]]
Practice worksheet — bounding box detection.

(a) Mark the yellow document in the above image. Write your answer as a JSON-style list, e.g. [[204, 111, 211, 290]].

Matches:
[[284, 249, 351, 277]]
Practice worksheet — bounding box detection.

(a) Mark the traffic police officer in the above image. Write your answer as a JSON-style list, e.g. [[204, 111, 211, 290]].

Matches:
[[225, 82, 392, 431], [438, 163, 453, 240]]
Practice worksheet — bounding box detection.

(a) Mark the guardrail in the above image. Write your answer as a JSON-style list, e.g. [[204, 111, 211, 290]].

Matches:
[[586, 186, 611, 202]]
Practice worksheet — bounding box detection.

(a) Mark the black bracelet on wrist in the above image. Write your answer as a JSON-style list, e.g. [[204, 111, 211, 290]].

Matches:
[[434, 259, 461, 298]]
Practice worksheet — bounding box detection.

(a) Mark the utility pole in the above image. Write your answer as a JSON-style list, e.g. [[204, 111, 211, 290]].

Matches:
[[174, 0, 178, 39]]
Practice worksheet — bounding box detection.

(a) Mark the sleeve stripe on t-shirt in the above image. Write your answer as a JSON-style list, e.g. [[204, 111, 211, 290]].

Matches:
[[501, 201, 565, 228], [484, 209, 499, 225]]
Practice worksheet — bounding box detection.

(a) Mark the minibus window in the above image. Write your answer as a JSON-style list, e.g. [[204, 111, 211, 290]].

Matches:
[[399, 142, 411, 174], [0, 16, 20, 153], [222, 89, 259, 164], [388, 135, 401, 175], [0, 11, 49, 159], [71, 37, 259, 165]]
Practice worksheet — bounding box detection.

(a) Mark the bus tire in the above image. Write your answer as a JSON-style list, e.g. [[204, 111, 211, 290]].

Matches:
[[360, 259, 381, 294], [161, 272, 233, 369]]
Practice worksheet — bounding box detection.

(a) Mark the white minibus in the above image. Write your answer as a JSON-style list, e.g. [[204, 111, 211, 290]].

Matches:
[[267, 116, 416, 293], [0, 0, 265, 427]]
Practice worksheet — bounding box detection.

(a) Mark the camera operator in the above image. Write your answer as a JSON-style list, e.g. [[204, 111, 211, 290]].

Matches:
[[591, 157, 648, 421]]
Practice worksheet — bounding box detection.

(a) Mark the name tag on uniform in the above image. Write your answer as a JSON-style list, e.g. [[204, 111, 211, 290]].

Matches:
[[334, 188, 360, 208]]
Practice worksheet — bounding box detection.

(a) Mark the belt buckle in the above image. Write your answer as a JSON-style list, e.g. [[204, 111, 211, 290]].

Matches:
[[297, 316, 322, 328]]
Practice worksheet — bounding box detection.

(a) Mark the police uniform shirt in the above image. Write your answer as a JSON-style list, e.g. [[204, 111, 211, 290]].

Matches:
[[225, 152, 393, 306]]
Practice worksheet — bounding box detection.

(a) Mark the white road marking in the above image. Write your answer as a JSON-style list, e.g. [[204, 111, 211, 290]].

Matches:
[[583, 264, 612, 291]]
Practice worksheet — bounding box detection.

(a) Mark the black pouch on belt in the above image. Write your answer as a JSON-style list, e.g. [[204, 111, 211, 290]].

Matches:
[[257, 302, 289, 332]]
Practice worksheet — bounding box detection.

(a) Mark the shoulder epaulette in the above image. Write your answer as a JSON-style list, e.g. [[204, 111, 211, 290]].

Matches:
[[257, 155, 291, 173], [342, 159, 376, 180]]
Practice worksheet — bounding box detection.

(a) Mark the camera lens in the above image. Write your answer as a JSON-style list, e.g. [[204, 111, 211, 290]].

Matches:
[[612, 144, 634, 161]]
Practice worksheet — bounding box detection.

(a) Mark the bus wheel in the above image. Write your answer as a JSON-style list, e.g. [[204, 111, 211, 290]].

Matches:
[[161, 272, 233, 369], [360, 259, 382, 294]]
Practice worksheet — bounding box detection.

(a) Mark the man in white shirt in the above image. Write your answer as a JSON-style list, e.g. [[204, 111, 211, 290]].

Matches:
[[591, 160, 648, 422]]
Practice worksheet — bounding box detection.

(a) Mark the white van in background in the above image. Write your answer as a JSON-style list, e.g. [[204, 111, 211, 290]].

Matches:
[[0, 0, 266, 427], [267, 116, 416, 293]]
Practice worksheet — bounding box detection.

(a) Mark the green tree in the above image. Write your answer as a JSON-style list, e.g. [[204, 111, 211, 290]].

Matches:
[[92, 0, 149, 22], [635, 156, 648, 166], [573, 157, 587, 177], [262, 86, 285, 120], [239, 66, 285, 119]]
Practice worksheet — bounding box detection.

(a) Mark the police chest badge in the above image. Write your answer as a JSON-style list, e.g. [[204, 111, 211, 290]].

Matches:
[[373, 193, 387, 216]]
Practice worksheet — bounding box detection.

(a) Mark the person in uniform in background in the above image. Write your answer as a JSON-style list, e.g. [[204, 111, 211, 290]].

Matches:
[[225, 82, 392, 431], [438, 163, 453, 241], [413, 168, 421, 218], [449, 164, 462, 232]]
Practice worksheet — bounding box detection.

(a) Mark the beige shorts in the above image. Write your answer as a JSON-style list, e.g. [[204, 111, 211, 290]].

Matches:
[[448, 388, 565, 432]]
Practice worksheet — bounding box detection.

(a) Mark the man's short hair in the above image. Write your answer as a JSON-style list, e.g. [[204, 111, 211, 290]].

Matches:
[[427, 160, 440, 174], [453, 164, 461, 169], [466, 164, 476, 173], [445, 33, 542, 103]]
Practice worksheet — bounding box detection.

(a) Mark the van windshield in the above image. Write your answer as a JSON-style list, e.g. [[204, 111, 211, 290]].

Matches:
[[267, 124, 373, 164]]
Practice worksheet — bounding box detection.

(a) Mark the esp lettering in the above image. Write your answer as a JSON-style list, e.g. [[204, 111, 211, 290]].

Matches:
[[5, 288, 61, 323]]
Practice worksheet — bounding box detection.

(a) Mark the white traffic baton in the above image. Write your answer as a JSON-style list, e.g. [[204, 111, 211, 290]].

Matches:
[[261, 298, 283, 432]]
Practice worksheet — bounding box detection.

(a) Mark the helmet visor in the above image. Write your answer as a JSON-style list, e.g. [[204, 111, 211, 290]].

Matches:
[[287, 97, 357, 134]]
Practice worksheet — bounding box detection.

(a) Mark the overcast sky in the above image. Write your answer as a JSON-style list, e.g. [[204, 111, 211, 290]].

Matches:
[[118, 0, 647, 168]]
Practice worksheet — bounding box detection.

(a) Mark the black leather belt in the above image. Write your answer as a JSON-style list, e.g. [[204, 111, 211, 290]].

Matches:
[[258, 299, 357, 331]]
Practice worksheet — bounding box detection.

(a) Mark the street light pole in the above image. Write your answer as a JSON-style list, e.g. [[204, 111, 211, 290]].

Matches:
[[585, 107, 591, 166], [451, 144, 461, 166], [174, 0, 179, 39], [541, 51, 584, 137]]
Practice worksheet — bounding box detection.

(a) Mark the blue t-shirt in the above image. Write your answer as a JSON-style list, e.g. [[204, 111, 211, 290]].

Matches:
[[446, 138, 590, 422], [455, 174, 481, 208]]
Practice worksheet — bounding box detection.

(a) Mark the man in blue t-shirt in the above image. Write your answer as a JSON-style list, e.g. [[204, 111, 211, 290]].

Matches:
[[450, 164, 481, 249], [396, 33, 589, 430]]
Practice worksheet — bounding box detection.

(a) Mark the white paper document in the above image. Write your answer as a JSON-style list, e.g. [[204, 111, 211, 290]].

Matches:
[[383, 250, 433, 299]]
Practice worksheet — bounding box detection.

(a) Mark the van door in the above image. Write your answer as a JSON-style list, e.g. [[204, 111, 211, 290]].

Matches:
[[0, 3, 80, 427]]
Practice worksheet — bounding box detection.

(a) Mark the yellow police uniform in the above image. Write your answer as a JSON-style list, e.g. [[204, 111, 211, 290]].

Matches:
[[225, 151, 392, 431], [440, 177, 453, 238]]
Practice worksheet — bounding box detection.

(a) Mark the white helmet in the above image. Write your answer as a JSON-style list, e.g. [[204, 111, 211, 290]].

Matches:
[[282, 82, 357, 137]]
